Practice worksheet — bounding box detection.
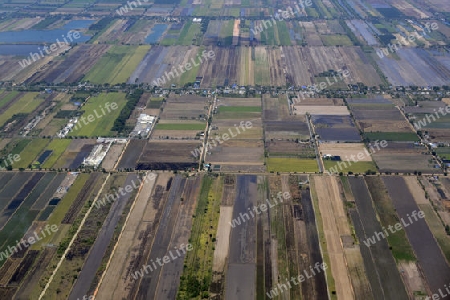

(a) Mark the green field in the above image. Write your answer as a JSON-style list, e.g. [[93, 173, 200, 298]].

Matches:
[[177, 20, 201, 45], [155, 123, 205, 130], [276, 21, 292, 45], [69, 93, 127, 137], [147, 97, 164, 109], [435, 147, 450, 158], [364, 132, 419, 141], [41, 139, 72, 168], [16, 139, 50, 169], [253, 48, 270, 86], [0, 91, 19, 110], [267, 157, 319, 172], [321, 35, 353, 46], [324, 160, 377, 174], [219, 106, 261, 112], [83, 45, 150, 84], [0, 93, 41, 128], [9, 139, 32, 158], [220, 20, 235, 46]]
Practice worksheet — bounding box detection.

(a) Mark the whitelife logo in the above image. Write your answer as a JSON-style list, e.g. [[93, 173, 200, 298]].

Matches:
[[0, 225, 58, 262], [19, 30, 81, 69], [326, 140, 388, 174], [0, 153, 21, 170], [413, 105, 450, 131], [191, 120, 253, 158], [376, 22, 439, 58], [94, 173, 156, 209], [73, 102, 118, 132], [130, 243, 193, 280], [251, 0, 313, 35], [228, 192, 291, 228], [152, 50, 215, 87], [266, 262, 328, 299], [363, 210, 424, 247]]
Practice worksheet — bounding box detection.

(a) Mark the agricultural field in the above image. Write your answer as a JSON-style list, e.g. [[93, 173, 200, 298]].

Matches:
[[375, 48, 450, 86], [128, 45, 203, 86], [0, 92, 42, 130], [14, 138, 50, 169], [351, 105, 417, 140], [207, 139, 265, 172], [27, 44, 111, 84], [372, 142, 439, 173], [39, 139, 72, 169], [311, 115, 361, 142], [68, 92, 127, 137], [267, 157, 319, 172], [83, 45, 150, 85], [319, 143, 372, 161], [137, 140, 199, 170], [0, 171, 87, 299], [383, 176, 450, 295], [53, 139, 97, 169]]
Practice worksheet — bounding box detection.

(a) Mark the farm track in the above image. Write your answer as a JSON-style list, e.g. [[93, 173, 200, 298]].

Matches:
[[224, 175, 257, 300], [313, 176, 354, 300]]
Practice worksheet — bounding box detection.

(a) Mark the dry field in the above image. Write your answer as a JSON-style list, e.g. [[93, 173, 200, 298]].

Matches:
[[197, 46, 240, 87], [373, 153, 437, 173], [392, 0, 431, 18], [263, 94, 293, 121], [206, 139, 264, 168], [266, 140, 316, 157], [426, 128, 450, 143], [218, 97, 261, 107], [212, 206, 233, 272], [300, 22, 323, 46], [293, 105, 350, 115], [160, 94, 209, 120], [212, 118, 263, 140], [137, 140, 199, 170], [264, 119, 311, 140], [283, 46, 383, 87], [319, 143, 373, 161], [352, 109, 412, 132], [296, 98, 345, 106], [101, 143, 126, 170]]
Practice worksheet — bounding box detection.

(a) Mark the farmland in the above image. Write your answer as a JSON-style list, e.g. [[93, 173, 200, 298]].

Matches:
[[68, 92, 127, 137], [267, 157, 319, 173], [83, 45, 150, 85]]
